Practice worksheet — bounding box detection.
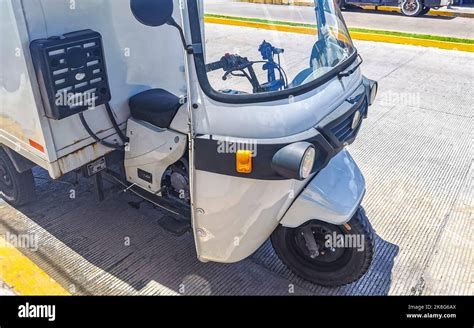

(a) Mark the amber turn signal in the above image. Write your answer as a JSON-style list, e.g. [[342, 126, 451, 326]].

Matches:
[[236, 150, 253, 173]]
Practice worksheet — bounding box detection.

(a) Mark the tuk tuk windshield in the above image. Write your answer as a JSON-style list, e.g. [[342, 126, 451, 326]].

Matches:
[[203, 0, 355, 96]]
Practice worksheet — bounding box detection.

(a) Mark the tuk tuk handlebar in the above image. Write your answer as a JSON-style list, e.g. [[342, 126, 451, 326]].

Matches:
[[204, 44, 288, 93], [205, 53, 253, 73]]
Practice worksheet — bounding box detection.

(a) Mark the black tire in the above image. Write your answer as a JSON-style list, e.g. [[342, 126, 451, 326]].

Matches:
[[400, 0, 424, 16], [0, 148, 35, 206], [420, 6, 431, 15], [271, 207, 374, 287]]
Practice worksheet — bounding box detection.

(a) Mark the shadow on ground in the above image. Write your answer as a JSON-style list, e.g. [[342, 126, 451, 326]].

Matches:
[[10, 168, 399, 295]]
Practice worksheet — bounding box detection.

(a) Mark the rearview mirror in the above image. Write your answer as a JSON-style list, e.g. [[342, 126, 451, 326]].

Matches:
[[130, 0, 174, 27]]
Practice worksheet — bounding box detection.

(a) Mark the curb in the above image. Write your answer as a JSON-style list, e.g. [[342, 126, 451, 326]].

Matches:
[[0, 236, 70, 296], [204, 16, 474, 52], [350, 30, 474, 52]]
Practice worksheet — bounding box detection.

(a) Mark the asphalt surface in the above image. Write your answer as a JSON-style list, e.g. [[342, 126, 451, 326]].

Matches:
[[0, 26, 472, 295], [204, 0, 474, 39]]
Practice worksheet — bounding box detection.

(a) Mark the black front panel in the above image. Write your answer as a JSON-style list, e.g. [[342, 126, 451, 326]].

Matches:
[[30, 29, 111, 120], [316, 84, 368, 151], [194, 131, 336, 180]]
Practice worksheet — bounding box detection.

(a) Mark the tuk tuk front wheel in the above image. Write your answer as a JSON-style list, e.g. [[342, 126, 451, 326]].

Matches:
[[0, 148, 35, 206], [271, 207, 374, 287]]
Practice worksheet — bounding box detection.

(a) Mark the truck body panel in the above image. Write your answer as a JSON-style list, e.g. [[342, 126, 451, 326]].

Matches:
[[1, 0, 187, 178]]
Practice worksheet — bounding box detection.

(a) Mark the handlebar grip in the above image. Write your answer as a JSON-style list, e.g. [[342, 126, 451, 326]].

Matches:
[[206, 60, 225, 72], [274, 48, 284, 54]]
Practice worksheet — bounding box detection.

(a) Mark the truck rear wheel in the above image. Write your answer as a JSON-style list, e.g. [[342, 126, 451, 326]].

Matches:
[[0, 148, 35, 206], [400, 0, 424, 16], [271, 207, 374, 287]]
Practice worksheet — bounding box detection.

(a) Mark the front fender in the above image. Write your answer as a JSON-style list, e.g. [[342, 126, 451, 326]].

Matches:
[[280, 149, 365, 228]]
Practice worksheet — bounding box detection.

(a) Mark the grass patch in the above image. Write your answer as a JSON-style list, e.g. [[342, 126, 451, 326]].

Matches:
[[205, 13, 474, 45]]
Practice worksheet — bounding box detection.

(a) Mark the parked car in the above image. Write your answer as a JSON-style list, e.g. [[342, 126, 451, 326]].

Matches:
[[337, 0, 453, 16]]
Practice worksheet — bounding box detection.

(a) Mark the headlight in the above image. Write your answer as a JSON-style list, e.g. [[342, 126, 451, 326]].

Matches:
[[363, 77, 378, 106], [351, 110, 362, 130], [272, 142, 316, 180], [300, 147, 316, 179], [369, 80, 378, 106]]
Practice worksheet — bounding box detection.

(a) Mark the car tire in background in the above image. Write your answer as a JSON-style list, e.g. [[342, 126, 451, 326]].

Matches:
[[420, 6, 431, 15], [400, 0, 424, 16], [0, 148, 36, 206]]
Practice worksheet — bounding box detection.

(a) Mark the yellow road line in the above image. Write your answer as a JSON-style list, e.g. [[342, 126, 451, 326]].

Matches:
[[0, 236, 70, 295], [204, 17, 474, 52]]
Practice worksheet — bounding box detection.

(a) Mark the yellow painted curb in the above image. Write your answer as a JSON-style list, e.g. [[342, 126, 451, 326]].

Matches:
[[204, 17, 474, 52], [205, 16, 315, 35], [0, 236, 70, 295], [351, 31, 474, 52], [359, 5, 401, 13]]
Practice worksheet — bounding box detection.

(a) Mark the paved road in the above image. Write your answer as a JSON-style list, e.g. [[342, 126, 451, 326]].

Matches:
[[205, 0, 474, 39]]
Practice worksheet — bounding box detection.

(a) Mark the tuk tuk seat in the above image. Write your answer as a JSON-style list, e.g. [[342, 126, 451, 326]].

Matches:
[[129, 88, 182, 129]]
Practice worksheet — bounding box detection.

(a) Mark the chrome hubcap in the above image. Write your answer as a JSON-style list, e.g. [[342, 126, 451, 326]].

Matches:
[[403, 0, 419, 13]]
